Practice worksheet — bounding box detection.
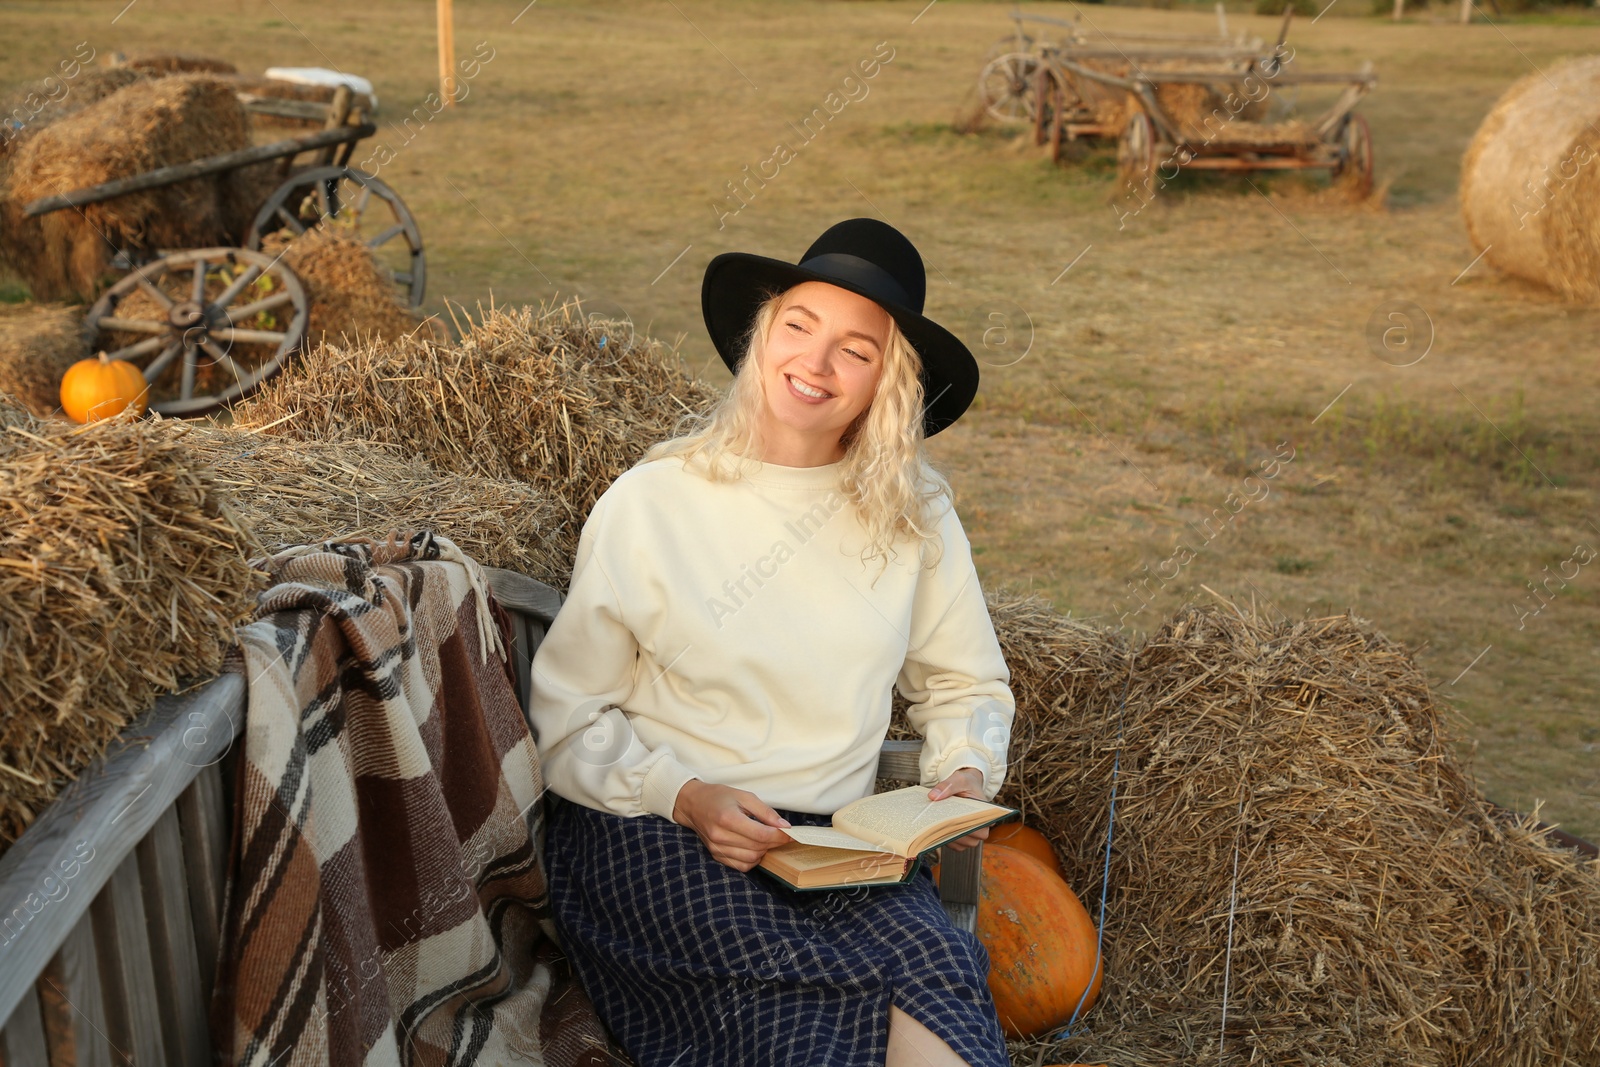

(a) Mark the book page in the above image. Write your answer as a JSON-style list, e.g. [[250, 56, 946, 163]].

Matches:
[[779, 825, 896, 853], [832, 785, 1004, 855]]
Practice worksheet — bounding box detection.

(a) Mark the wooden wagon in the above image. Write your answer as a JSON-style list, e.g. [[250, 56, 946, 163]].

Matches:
[[20, 87, 426, 418], [978, 4, 1259, 126], [0, 567, 987, 1063]]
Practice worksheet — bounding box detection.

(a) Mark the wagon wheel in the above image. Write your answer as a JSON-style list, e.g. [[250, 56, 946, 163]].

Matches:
[[980, 53, 1041, 124], [1330, 113, 1374, 198], [246, 166, 426, 307], [1117, 111, 1156, 188], [84, 248, 308, 418]]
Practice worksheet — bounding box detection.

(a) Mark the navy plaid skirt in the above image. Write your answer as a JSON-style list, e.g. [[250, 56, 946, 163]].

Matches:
[[543, 793, 1010, 1067]]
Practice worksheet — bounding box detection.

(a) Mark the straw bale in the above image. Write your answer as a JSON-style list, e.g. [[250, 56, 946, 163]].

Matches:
[[935, 593, 1600, 1066], [0, 390, 34, 427], [122, 53, 238, 76], [182, 426, 569, 586], [258, 228, 425, 347], [0, 412, 259, 845], [1460, 55, 1600, 303], [0, 302, 86, 416], [0, 74, 254, 301], [231, 299, 724, 576], [0, 68, 150, 162]]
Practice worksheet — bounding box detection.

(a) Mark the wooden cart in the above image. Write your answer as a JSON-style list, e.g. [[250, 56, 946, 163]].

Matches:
[[20, 89, 427, 417], [978, 4, 1257, 125]]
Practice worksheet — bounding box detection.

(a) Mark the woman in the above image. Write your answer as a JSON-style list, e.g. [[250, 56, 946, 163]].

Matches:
[[528, 218, 1016, 1067]]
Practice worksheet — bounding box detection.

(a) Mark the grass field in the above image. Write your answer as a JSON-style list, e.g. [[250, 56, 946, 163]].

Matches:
[[3, 0, 1598, 838]]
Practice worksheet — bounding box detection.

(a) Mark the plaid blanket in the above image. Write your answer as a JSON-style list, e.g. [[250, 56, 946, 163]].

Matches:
[[213, 530, 630, 1067]]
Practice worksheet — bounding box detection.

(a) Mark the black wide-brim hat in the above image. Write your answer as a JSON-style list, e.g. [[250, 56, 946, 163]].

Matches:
[[701, 217, 978, 438]]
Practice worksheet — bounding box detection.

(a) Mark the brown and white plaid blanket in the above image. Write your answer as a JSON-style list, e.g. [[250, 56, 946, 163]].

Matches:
[[213, 530, 629, 1067]]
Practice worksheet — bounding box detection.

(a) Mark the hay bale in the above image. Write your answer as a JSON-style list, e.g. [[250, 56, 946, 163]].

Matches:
[[0, 74, 255, 301], [1461, 55, 1600, 303], [231, 299, 724, 576], [0, 390, 34, 427], [947, 593, 1600, 1066], [0, 68, 151, 162], [183, 426, 569, 586], [0, 412, 259, 845], [122, 53, 237, 76], [258, 228, 425, 347], [0, 302, 86, 416]]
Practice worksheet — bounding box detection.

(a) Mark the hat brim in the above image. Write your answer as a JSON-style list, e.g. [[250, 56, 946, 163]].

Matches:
[[701, 252, 978, 438]]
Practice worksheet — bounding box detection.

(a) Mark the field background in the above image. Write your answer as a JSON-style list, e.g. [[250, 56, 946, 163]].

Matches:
[[2, 0, 1597, 838]]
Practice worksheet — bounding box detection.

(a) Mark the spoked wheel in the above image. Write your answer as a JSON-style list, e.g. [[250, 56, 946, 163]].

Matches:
[[1117, 111, 1156, 188], [1331, 113, 1374, 198], [246, 165, 426, 307], [84, 248, 308, 417], [980, 53, 1042, 124]]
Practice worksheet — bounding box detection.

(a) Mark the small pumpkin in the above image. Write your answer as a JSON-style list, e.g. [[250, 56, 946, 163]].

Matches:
[[976, 847, 1103, 1039], [60, 352, 149, 424], [987, 822, 1067, 880]]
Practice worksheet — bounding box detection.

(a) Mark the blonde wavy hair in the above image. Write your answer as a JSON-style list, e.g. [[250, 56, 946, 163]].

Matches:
[[643, 286, 954, 577]]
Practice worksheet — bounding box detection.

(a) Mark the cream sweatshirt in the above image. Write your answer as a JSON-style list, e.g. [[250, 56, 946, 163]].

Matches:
[[526, 450, 1015, 822]]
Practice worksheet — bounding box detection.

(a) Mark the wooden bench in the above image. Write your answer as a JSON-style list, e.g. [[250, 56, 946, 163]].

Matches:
[[0, 568, 982, 1062]]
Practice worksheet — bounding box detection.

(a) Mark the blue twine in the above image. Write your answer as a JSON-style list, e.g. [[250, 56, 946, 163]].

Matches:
[[1045, 659, 1136, 1045]]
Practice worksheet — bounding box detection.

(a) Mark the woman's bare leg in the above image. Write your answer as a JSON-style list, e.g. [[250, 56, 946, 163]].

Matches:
[[886, 1004, 971, 1067]]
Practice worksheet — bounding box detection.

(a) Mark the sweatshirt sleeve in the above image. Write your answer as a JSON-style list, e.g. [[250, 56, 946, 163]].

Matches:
[[894, 499, 1015, 803], [526, 491, 702, 821]]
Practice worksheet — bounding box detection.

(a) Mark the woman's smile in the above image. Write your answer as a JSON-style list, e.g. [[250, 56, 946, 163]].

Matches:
[[785, 373, 834, 402]]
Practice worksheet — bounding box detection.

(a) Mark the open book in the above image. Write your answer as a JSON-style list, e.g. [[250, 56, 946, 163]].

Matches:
[[757, 785, 1019, 891]]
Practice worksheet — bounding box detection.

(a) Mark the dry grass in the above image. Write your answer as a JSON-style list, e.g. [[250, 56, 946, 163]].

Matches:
[[0, 302, 85, 416], [184, 426, 571, 587], [0, 405, 259, 844], [231, 298, 723, 571], [926, 592, 1600, 1066], [1460, 55, 1600, 303]]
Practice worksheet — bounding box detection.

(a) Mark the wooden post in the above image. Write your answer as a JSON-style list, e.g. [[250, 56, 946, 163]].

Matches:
[[1393, 0, 1405, 19], [1459, 0, 1473, 21], [437, 0, 457, 108]]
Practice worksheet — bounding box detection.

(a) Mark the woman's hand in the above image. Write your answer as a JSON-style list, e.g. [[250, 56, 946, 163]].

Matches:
[[928, 767, 990, 853], [672, 778, 794, 871]]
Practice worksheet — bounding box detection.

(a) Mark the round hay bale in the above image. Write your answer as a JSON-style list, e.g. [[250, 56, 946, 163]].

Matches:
[[0, 74, 252, 301], [122, 52, 237, 76], [930, 593, 1600, 1067], [0, 302, 87, 416], [230, 299, 724, 576], [1460, 55, 1600, 303], [0, 412, 259, 846], [258, 228, 425, 348]]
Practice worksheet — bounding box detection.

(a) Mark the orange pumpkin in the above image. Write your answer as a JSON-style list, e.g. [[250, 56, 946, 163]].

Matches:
[[987, 822, 1067, 880], [60, 352, 149, 424], [976, 847, 1103, 1039]]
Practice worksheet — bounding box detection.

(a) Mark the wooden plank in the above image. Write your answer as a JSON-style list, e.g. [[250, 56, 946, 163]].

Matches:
[[40, 921, 114, 1067], [22, 125, 378, 217], [314, 85, 355, 168], [483, 567, 564, 627], [0, 987, 48, 1067], [135, 809, 208, 1067], [0, 672, 245, 1030], [175, 765, 227, 999], [90, 859, 167, 1066], [236, 94, 330, 121], [875, 740, 923, 783]]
